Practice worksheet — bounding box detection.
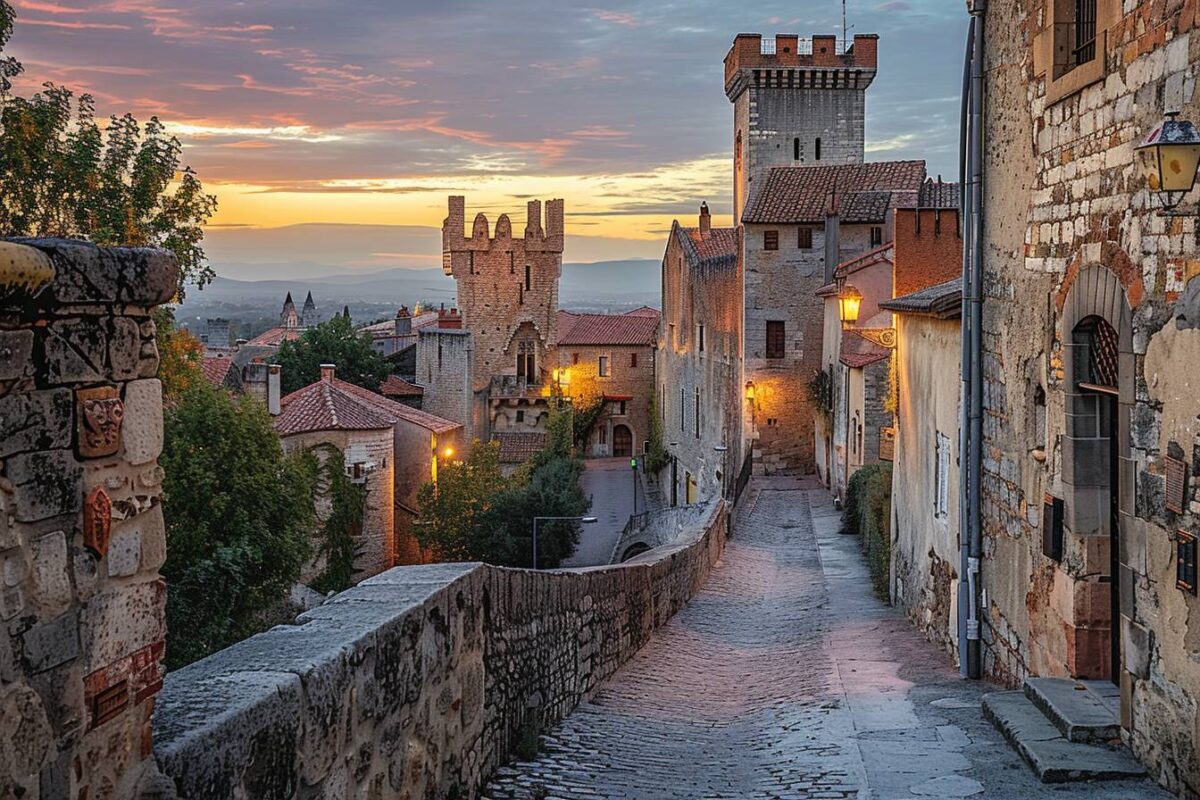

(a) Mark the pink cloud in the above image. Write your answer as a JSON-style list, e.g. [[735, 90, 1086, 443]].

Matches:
[[592, 9, 638, 27]]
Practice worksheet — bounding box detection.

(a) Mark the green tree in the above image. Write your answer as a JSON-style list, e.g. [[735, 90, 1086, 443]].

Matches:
[[414, 441, 508, 563], [154, 307, 204, 404], [0, 1, 216, 299], [275, 314, 392, 395], [308, 445, 366, 595], [160, 382, 317, 669]]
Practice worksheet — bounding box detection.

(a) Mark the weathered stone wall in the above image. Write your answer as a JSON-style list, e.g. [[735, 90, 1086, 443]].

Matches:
[[151, 501, 729, 799], [559, 343, 655, 458], [279, 428, 395, 581], [416, 329, 475, 441], [0, 239, 176, 798], [659, 225, 743, 505], [980, 1, 1200, 794], [890, 313, 961, 661]]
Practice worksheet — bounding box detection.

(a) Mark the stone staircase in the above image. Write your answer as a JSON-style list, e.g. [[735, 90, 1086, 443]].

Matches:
[[982, 678, 1147, 783]]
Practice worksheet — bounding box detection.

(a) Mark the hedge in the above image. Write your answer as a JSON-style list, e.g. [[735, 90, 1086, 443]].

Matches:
[[842, 463, 893, 601]]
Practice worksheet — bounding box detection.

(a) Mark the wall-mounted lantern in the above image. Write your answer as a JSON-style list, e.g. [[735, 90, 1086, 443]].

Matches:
[[838, 283, 863, 330], [744, 380, 756, 403], [1136, 112, 1200, 213]]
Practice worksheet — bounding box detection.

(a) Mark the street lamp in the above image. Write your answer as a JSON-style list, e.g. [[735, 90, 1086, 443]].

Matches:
[[1136, 111, 1200, 212], [531, 515, 597, 569], [838, 283, 863, 330]]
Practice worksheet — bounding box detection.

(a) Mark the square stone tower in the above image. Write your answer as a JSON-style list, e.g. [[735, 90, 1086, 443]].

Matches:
[[441, 196, 564, 394], [725, 33, 879, 223]]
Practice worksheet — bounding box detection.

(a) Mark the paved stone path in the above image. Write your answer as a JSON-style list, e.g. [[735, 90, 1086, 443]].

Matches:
[[563, 458, 641, 568], [485, 477, 1172, 800]]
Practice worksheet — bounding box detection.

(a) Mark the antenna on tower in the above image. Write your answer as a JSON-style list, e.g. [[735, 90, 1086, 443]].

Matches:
[[843, 0, 848, 48]]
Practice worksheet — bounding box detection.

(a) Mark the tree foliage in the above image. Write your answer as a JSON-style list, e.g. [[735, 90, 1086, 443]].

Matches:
[[0, 1, 216, 299], [275, 314, 392, 395], [160, 382, 317, 669], [154, 307, 205, 404], [308, 446, 366, 596], [415, 439, 589, 569], [644, 390, 670, 475]]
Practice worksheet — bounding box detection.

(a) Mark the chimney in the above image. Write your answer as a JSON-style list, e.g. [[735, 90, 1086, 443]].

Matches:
[[395, 306, 412, 336], [320, 364, 336, 383], [699, 202, 711, 238], [824, 190, 841, 284], [242, 361, 268, 405], [267, 364, 281, 416]]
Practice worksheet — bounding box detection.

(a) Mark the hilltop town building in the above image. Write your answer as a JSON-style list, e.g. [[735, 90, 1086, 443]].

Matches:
[[659, 205, 743, 506]]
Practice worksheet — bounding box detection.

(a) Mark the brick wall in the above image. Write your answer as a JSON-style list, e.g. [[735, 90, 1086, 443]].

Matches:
[[0, 239, 176, 798], [892, 208, 962, 299], [151, 501, 729, 798]]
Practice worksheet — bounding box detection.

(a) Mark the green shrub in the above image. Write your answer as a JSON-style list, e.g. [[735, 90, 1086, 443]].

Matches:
[[842, 463, 893, 600]]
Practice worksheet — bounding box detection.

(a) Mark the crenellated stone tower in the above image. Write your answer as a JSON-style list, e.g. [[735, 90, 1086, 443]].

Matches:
[[725, 33, 878, 223], [442, 196, 564, 394]]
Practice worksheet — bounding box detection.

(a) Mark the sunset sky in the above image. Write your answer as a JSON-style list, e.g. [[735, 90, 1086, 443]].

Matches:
[[7, 0, 968, 268]]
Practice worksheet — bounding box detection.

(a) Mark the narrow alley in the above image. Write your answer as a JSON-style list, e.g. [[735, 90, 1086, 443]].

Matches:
[[484, 478, 1169, 799]]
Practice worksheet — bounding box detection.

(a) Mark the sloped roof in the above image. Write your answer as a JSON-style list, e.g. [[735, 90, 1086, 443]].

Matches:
[[834, 243, 894, 280], [673, 224, 739, 271], [331, 378, 460, 434], [839, 330, 891, 369], [201, 356, 233, 386], [494, 431, 547, 464], [556, 310, 659, 347], [379, 375, 423, 398], [275, 380, 394, 436], [623, 306, 661, 318], [743, 160, 927, 224], [915, 178, 961, 209], [246, 326, 303, 347], [880, 277, 963, 319]]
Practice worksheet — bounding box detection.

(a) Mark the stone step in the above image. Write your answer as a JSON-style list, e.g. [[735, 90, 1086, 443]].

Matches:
[[982, 691, 1147, 783], [1024, 677, 1122, 744]]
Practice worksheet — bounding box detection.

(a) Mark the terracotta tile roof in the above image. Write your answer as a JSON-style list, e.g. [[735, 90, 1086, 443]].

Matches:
[[246, 326, 303, 347], [331, 378, 460, 434], [378, 375, 424, 397], [742, 160, 927, 224], [880, 277, 963, 319], [275, 380, 394, 436], [494, 431, 547, 464], [201, 356, 233, 386], [839, 331, 891, 369], [623, 306, 661, 318], [556, 310, 659, 346], [915, 178, 961, 209], [675, 224, 739, 270]]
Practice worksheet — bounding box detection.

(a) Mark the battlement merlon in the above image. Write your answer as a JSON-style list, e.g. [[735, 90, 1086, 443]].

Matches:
[[724, 33, 878, 100], [442, 196, 564, 275]]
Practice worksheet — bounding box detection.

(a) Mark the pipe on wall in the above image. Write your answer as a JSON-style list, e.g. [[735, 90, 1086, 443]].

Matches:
[[957, 13, 975, 680]]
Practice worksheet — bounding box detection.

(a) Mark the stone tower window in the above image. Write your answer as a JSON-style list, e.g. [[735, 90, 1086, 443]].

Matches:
[[793, 137, 800, 161], [517, 341, 536, 383], [524, 264, 531, 291], [1036, 0, 1114, 104], [815, 137, 822, 161], [766, 320, 785, 359]]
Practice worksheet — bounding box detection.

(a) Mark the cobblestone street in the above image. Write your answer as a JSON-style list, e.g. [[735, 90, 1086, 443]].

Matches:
[[484, 478, 1171, 800]]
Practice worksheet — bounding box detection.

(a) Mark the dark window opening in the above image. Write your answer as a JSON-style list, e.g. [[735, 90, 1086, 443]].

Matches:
[[1074, 0, 1097, 65], [698, 325, 705, 352], [630, 353, 638, 368], [524, 264, 531, 291], [815, 137, 822, 161], [1179, 531, 1197, 595], [870, 226, 884, 247], [793, 137, 800, 160], [598, 355, 610, 377], [1075, 315, 1119, 391], [619, 400, 627, 416], [694, 386, 701, 438], [572, 352, 579, 365], [517, 342, 536, 383], [764, 230, 779, 250], [797, 227, 813, 249], [766, 320, 786, 359], [516, 409, 525, 423]]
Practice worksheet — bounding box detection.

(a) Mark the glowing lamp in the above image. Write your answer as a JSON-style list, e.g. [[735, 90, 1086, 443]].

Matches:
[[1136, 112, 1200, 211], [443, 447, 455, 459], [745, 381, 756, 401], [838, 284, 863, 330]]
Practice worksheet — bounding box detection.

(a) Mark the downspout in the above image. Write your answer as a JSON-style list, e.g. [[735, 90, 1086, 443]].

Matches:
[[957, 13, 975, 679], [963, 0, 988, 680]]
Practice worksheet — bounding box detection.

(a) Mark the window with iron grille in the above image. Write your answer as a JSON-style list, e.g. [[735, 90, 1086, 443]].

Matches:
[[764, 230, 779, 251], [1178, 531, 1197, 595], [1074, 0, 1097, 66], [797, 227, 813, 249], [766, 320, 785, 359]]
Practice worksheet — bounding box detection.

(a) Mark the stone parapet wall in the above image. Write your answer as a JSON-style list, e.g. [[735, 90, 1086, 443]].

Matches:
[[152, 501, 729, 799], [0, 239, 177, 798]]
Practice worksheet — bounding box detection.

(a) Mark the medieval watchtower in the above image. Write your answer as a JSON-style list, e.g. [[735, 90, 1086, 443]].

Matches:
[[442, 196, 564, 393], [725, 33, 879, 222]]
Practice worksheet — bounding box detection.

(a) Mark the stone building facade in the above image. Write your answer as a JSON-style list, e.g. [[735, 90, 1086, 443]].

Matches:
[[557, 308, 660, 460], [658, 207, 744, 506], [0, 239, 176, 799], [977, 1, 1200, 793]]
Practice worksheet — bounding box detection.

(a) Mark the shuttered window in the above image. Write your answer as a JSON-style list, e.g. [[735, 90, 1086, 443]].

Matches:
[[764, 230, 779, 250], [766, 320, 785, 359], [797, 227, 813, 249]]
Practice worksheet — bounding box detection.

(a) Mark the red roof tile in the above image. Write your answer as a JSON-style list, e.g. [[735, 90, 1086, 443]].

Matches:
[[556, 311, 659, 347], [494, 431, 547, 464], [682, 226, 739, 267], [247, 327, 303, 347], [275, 380, 394, 436], [743, 160, 927, 224], [330, 378, 460, 434], [623, 306, 661, 317], [379, 375, 423, 397], [201, 356, 232, 386], [839, 331, 891, 368]]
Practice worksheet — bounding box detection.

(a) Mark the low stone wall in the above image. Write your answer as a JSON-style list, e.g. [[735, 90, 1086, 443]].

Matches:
[[611, 502, 715, 563], [0, 239, 177, 799], [152, 500, 729, 799]]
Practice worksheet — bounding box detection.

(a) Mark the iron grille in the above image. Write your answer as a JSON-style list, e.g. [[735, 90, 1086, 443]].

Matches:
[[1074, 0, 1097, 65], [1081, 316, 1119, 390]]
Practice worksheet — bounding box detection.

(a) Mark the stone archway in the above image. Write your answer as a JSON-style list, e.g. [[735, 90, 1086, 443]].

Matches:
[[1060, 264, 1133, 689]]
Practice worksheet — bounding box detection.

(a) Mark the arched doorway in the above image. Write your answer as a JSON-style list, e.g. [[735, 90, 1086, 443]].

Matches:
[[612, 424, 633, 458], [1061, 265, 1133, 689]]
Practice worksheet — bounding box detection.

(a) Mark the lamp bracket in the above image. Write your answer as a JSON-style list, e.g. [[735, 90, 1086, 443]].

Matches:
[[852, 327, 897, 349]]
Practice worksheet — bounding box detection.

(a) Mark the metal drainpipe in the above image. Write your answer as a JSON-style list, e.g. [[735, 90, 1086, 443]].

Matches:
[[966, 0, 987, 680], [957, 13, 975, 680]]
